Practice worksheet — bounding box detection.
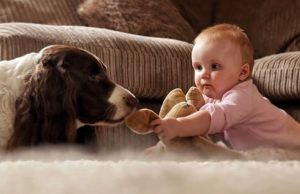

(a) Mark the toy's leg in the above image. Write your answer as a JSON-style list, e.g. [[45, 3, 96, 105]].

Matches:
[[142, 141, 166, 157], [186, 86, 205, 109], [191, 136, 245, 160], [165, 136, 244, 160], [159, 88, 186, 118], [165, 101, 197, 118]]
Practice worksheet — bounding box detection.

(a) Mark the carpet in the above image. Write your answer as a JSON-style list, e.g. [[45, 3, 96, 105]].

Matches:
[[1, 146, 300, 194]]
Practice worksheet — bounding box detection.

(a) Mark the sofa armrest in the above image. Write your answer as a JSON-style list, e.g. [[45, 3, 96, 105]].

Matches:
[[0, 22, 194, 100], [253, 52, 300, 101]]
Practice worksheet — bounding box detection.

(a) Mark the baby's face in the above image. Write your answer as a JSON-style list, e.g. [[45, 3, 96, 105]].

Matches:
[[192, 39, 244, 99]]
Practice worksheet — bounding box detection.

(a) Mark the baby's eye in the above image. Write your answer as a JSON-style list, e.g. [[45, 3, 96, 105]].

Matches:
[[211, 63, 220, 71], [195, 65, 203, 71]]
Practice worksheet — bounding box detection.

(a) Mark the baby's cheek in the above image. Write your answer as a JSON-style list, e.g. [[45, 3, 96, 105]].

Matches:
[[194, 74, 201, 86], [195, 82, 202, 92]]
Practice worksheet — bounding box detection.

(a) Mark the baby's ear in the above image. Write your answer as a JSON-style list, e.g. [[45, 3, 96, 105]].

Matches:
[[239, 63, 250, 81]]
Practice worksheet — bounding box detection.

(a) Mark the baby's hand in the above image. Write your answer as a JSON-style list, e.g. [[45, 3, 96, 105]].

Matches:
[[150, 118, 181, 142]]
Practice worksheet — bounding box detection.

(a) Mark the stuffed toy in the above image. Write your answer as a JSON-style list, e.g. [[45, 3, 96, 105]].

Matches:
[[125, 87, 244, 160]]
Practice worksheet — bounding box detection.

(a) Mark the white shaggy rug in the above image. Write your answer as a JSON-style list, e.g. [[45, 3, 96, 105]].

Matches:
[[1, 146, 300, 194]]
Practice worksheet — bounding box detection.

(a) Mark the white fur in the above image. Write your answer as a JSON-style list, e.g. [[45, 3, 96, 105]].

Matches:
[[108, 85, 135, 121], [0, 52, 40, 148]]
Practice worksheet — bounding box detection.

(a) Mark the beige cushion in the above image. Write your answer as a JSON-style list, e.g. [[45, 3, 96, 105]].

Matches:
[[0, 22, 194, 100], [0, 0, 84, 25], [253, 52, 300, 100], [77, 0, 196, 43]]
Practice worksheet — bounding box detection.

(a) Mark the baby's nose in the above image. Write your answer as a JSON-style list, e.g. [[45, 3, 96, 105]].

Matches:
[[201, 71, 210, 79]]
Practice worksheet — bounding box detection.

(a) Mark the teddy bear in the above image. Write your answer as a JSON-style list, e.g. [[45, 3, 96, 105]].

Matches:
[[125, 87, 244, 160]]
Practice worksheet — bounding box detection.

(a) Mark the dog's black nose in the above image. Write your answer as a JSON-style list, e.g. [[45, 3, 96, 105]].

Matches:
[[124, 95, 139, 107]]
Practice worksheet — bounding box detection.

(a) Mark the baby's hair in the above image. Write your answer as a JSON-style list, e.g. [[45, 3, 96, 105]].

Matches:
[[194, 23, 254, 72]]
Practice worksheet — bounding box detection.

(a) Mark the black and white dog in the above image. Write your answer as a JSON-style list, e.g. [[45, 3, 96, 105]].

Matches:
[[0, 45, 138, 150]]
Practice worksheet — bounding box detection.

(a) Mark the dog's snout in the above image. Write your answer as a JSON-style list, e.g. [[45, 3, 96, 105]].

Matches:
[[124, 95, 139, 107]]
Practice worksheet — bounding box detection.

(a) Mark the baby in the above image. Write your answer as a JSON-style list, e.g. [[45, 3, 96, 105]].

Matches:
[[151, 23, 300, 151]]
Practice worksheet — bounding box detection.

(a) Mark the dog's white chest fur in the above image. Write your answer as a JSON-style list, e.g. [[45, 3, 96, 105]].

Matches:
[[0, 53, 39, 148]]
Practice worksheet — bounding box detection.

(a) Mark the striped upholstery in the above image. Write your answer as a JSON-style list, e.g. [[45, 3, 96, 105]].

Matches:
[[0, 23, 194, 100], [253, 52, 300, 101], [0, 0, 84, 25]]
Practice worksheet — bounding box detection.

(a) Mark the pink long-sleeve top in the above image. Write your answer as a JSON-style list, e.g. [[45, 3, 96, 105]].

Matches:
[[200, 79, 300, 151]]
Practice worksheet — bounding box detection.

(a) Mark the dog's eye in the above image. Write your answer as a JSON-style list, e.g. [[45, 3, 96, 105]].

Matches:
[[89, 74, 103, 82], [62, 61, 70, 68], [89, 75, 98, 81]]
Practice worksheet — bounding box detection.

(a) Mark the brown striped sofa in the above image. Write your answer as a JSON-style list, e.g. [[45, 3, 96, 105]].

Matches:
[[0, 0, 299, 152]]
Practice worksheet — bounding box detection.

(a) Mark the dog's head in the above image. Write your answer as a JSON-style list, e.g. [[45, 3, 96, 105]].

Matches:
[[38, 45, 138, 126], [39, 45, 138, 125], [8, 45, 138, 149]]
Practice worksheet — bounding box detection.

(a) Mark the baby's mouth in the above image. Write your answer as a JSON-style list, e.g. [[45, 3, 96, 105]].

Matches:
[[202, 84, 212, 88]]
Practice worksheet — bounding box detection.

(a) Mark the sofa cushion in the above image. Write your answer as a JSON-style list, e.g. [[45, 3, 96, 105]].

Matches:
[[253, 52, 300, 101], [0, 0, 84, 25], [77, 0, 196, 43], [0, 22, 194, 100], [214, 0, 300, 59]]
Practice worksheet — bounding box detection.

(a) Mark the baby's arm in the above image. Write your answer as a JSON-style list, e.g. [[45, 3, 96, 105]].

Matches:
[[151, 110, 211, 141]]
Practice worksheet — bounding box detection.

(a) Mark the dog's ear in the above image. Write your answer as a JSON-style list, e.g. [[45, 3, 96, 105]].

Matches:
[[7, 60, 77, 150]]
